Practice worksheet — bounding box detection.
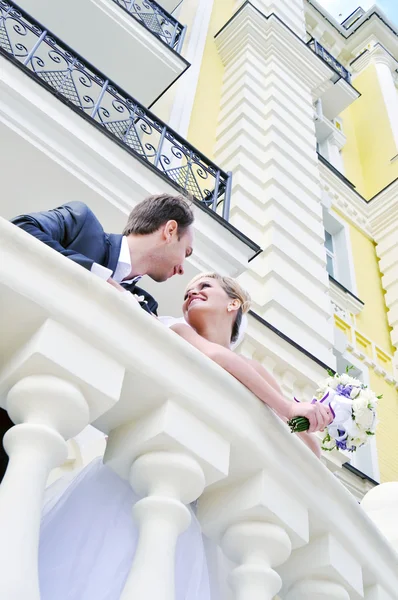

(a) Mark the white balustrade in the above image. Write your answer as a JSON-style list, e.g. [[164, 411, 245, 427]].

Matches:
[[0, 375, 89, 600], [365, 584, 397, 600], [1, 218, 398, 600], [198, 470, 308, 600], [221, 521, 291, 600], [120, 451, 205, 600], [279, 533, 363, 600], [362, 482, 398, 553], [103, 400, 230, 600], [285, 580, 350, 600]]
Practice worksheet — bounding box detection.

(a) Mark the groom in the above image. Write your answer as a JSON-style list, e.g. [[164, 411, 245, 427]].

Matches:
[[0, 193, 194, 480]]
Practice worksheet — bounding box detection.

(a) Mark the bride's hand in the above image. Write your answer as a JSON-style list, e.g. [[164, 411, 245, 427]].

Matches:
[[287, 401, 333, 433]]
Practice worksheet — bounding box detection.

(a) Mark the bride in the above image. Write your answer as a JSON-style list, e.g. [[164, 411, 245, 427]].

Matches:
[[39, 273, 332, 599]]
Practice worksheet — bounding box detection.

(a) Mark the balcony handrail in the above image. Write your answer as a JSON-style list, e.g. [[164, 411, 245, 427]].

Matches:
[[1, 218, 398, 599], [308, 37, 352, 84], [0, 0, 231, 220], [112, 0, 186, 53]]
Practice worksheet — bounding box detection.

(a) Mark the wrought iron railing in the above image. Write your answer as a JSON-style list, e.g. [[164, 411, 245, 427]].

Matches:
[[0, 0, 231, 220], [112, 0, 186, 52], [308, 39, 352, 84]]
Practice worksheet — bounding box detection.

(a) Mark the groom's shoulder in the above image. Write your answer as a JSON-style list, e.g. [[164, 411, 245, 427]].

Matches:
[[61, 202, 104, 230], [62, 201, 93, 219]]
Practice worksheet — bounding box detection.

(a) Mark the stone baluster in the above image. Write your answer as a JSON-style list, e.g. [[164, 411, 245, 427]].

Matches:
[[103, 400, 230, 600], [279, 370, 297, 399], [120, 451, 205, 600], [279, 533, 363, 600], [221, 521, 291, 600], [285, 579, 350, 599], [0, 375, 90, 600], [198, 470, 309, 600], [0, 318, 124, 600], [362, 483, 398, 554]]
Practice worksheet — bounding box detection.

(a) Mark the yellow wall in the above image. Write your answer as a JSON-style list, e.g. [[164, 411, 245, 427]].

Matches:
[[187, 0, 235, 159], [370, 371, 398, 483], [339, 59, 398, 481], [341, 63, 398, 199], [349, 225, 394, 353], [335, 215, 398, 482]]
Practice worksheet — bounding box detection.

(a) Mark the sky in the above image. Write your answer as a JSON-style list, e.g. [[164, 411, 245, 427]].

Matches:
[[317, 0, 398, 28]]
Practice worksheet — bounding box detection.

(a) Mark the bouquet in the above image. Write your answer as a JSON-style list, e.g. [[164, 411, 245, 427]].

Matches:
[[288, 368, 380, 452]]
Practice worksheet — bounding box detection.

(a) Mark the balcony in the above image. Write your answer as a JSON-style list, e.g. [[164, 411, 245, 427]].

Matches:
[[9, 0, 189, 105], [0, 0, 260, 297], [1, 218, 398, 599], [112, 0, 186, 52], [309, 39, 352, 84], [308, 38, 359, 120]]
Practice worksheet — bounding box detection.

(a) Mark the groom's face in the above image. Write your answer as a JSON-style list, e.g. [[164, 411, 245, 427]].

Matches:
[[148, 222, 194, 282]]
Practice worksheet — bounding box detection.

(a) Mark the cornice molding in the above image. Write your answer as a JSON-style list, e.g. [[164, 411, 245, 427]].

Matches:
[[368, 178, 398, 238], [305, 1, 398, 65], [318, 160, 372, 238], [351, 43, 398, 75], [329, 278, 364, 316], [215, 2, 335, 93]]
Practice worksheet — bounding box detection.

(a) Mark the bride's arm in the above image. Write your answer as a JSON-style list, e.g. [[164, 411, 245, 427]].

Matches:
[[239, 357, 321, 457], [171, 324, 330, 434]]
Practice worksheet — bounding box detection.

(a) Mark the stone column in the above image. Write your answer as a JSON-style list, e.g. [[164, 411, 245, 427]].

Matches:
[[236, 0, 307, 39], [372, 46, 398, 152], [215, 5, 336, 367]]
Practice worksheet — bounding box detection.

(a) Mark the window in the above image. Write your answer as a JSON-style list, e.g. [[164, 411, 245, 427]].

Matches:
[[323, 209, 357, 294], [324, 230, 335, 278]]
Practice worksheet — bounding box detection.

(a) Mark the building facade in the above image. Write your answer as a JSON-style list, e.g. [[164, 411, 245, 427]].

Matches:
[[1, 0, 398, 598]]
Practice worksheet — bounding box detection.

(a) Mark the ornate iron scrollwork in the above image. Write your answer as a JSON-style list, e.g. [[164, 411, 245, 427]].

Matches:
[[0, 0, 231, 220]]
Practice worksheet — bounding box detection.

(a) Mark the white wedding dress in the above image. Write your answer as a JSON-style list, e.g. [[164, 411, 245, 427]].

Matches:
[[39, 457, 211, 600]]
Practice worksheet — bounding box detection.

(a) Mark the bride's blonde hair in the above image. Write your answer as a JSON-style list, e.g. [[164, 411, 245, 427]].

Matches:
[[185, 273, 251, 343]]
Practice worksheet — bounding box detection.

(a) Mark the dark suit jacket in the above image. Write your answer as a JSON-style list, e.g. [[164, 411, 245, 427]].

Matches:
[[0, 202, 158, 482], [11, 201, 158, 314]]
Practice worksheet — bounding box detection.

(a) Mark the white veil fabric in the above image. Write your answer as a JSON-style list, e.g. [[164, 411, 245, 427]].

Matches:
[[39, 458, 211, 600]]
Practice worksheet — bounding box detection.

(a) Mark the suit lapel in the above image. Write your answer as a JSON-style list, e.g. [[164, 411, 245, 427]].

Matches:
[[106, 234, 123, 277]]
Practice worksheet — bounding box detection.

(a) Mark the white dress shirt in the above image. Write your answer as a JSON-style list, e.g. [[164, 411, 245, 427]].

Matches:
[[90, 237, 141, 285]]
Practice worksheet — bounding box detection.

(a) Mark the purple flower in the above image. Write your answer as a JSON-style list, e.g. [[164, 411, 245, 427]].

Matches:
[[336, 384, 353, 398], [336, 439, 348, 451]]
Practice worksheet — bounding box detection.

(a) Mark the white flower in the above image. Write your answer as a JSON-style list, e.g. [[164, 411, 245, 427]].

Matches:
[[350, 387, 361, 399], [323, 377, 338, 390], [353, 395, 377, 432], [350, 433, 368, 448], [359, 389, 378, 409], [321, 434, 336, 451], [339, 373, 361, 387], [355, 410, 375, 432]]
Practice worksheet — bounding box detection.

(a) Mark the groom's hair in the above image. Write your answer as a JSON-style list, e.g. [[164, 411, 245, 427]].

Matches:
[[123, 194, 194, 238]]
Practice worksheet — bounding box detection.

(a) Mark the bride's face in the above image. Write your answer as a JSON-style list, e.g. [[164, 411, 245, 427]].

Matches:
[[182, 277, 232, 326]]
